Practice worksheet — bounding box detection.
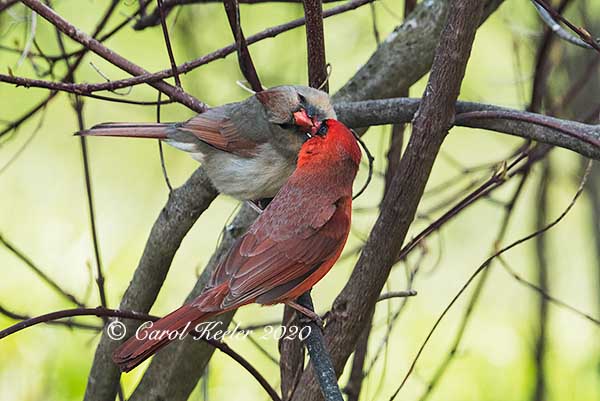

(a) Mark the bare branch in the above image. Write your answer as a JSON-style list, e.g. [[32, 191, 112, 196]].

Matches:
[[223, 0, 262, 92], [20, 0, 208, 113], [417, 172, 530, 401], [0, 304, 100, 331], [531, 0, 600, 52], [134, 0, 345, 29], [157, 0, 182, 87], [0, 0, 19, 12], [303, 0, 328, 91], [83, 168, 218, 401], [393, 161, 592, 397], [0, 306, 281, 401], [1, 0, 372, 99], [0, 233, 85, 307], [0, 0, 154, 138], [334, 99, 600, 160]]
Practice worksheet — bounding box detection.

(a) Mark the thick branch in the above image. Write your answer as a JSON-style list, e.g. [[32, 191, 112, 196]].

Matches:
[[303, 0, 328, 91], [127, 205, 257, 401], [334, 98, 600, 160]]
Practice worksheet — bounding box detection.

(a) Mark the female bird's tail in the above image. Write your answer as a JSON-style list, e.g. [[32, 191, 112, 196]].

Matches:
[[112, 303, 216, 372], [76, 122, 171, 139]]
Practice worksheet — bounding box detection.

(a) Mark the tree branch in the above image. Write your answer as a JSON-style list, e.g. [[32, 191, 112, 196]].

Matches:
[[0, 233, 85, 307], [223, 0, 263, 91], [133, 0, 345, 30], [20, 0, 208, 113], [127, 205, 257, 401], [0, 306, 281, 401], [334, 98, 600, 160], [303, 0, 328, 91], [1, 0, 372, 100]]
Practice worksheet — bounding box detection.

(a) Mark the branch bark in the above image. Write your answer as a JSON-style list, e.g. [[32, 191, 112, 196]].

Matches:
[[303, 0, 328, 91], [223, 0, 263, 91], [334, 98, 600, 160]]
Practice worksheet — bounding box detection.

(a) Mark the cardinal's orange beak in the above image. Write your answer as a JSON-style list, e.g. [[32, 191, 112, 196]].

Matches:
[[293, 110, 319, 136]]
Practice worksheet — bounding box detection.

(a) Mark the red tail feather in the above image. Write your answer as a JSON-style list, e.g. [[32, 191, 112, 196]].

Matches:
[[112, 304, 216, 372], [76, 122, 170, 139]]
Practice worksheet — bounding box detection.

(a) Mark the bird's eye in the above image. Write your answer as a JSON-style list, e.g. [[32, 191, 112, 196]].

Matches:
[[297, 93, 307, 104], [277, 122, 295, 130], [316, 122, 329, 136]]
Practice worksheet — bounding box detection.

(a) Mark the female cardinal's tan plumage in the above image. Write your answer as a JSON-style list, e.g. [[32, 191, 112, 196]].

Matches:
[[112, 119, 361, 372], [78, 85, 335, 201]]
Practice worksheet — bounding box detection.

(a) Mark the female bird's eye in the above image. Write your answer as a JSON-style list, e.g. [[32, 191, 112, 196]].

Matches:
[[297, 93, 307, 104], [277, 122, 295, 130]]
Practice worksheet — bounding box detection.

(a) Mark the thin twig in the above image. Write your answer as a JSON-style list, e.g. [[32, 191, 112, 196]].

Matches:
[[1, 0, 374, 100], [376, 290, 417, 302], [48, 7, 108, 310], [0, 0, 149, 138], [223, 0, 262, 92], [0, 306, 282, 401], [20, 0, 208, 113], [531, 0, 600, 52], [157, 0, 182, 87], [0, 304, 101, 331], [417, 171, 531, 401], [0, 233, 85, 307], [390, 161, 592, 399], [498, 256, 600, 326], [156, 92, 174, 191]]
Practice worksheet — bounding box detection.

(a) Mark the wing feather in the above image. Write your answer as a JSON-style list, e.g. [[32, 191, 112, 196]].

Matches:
[[211, 196, 350, 309], [174, 108, 260, 157]]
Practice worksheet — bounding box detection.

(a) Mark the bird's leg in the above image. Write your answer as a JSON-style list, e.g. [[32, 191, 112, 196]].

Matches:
[[246, 200, 264, 214], [257, 197, 273, 209], [247, 197, 274, 214], [284, 300, 324, 329]]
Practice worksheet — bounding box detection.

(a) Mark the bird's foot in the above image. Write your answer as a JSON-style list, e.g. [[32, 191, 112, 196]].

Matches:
[[246, 200, 264, 214], [284, 300, 324, 330]]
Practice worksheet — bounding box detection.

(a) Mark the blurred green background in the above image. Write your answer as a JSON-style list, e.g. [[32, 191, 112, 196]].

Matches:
[[0, 1, 599, 400]]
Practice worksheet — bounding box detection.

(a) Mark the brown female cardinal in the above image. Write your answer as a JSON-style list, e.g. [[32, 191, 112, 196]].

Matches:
[[112, 119, 361, 372], [78, 85, 335, 201]]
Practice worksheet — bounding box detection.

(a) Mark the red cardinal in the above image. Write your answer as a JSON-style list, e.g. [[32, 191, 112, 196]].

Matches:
[[113, 119, 361, 372], [78, 85, 335, 201]]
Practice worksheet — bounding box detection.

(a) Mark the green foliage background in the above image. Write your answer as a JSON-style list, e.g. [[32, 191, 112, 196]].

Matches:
[[0, 1, 598, 400]]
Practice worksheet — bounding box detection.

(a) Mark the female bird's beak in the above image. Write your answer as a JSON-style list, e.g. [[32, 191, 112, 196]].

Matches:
[[293, 109, 319, 137]]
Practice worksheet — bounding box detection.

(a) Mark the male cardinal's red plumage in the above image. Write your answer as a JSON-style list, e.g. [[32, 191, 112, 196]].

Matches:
[[112, 119, 361, 372]]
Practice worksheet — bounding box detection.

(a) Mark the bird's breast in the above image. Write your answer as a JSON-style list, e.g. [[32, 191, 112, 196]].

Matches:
[[203, 143, 296, 200]]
